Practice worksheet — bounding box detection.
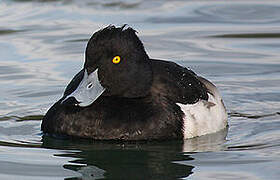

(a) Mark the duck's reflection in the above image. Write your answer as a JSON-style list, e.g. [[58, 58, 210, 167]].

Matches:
[[41, 128, 227, 180]]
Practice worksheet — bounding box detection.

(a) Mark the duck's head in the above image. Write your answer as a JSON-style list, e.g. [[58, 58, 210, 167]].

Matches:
[[62, 25, 153, 107]]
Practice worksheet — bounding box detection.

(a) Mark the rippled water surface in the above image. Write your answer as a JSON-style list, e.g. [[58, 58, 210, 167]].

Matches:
[[0, 0, 280, 179]]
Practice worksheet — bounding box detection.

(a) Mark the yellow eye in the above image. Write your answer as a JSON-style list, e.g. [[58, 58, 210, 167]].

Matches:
[[112, 56, 121, 64]]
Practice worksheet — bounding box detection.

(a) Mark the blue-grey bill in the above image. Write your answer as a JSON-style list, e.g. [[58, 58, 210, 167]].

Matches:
[[62, 69, 105, 107]]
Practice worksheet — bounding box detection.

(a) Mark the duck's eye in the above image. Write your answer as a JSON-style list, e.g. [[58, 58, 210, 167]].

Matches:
[[112, 56, 121, 64]]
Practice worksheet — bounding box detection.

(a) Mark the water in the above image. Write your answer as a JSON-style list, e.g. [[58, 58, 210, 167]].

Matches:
[[0, 0, 280, 179]]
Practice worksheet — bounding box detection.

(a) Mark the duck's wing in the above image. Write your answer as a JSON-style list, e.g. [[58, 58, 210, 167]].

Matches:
[[150, 59, 228, 139], [150, 59, 209, 104], [177, 76, 228, 139]]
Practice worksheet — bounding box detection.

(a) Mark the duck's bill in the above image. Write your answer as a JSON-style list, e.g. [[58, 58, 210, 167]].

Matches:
[[61, 69, 105, 107]]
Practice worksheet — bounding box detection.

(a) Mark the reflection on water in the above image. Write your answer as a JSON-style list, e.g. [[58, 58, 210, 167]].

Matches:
[[0, 0, 280, 179], [41, 132, 228, 179]]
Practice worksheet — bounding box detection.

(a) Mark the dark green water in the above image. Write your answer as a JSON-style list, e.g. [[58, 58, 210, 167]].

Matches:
[[0, 0, 280, 179]]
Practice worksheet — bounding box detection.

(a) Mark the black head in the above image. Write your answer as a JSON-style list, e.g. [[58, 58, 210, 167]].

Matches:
[[84, 25, 153, 98], [61, 25, 153, 107]]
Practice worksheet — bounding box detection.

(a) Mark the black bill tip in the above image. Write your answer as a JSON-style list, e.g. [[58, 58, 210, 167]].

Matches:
[[61, 96, 80, 106]]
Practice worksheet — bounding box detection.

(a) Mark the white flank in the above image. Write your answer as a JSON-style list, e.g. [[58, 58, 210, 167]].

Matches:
[[177, 79, 228, 139]]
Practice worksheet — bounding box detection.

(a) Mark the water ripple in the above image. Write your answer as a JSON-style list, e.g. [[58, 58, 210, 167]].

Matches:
[[209, 33, 280, 38], [148, 3, 280, 25]]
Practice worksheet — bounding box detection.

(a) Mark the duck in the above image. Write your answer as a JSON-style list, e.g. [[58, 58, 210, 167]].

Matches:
[[41, 25, 228, 141]]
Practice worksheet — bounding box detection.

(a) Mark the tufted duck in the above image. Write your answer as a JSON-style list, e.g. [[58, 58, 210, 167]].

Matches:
[[41, 25, 228, 140]]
